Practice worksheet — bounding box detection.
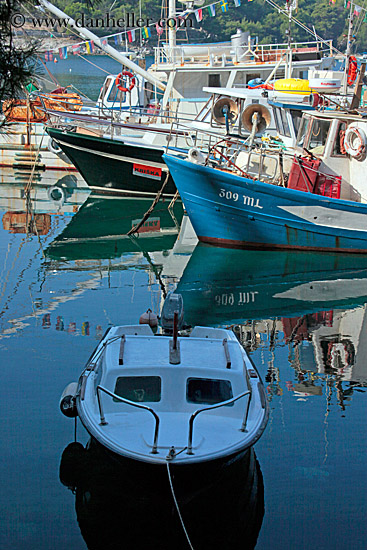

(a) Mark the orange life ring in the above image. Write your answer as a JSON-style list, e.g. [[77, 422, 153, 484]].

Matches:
[[115, 71, 136, 93], [347, 56, 358, 87]]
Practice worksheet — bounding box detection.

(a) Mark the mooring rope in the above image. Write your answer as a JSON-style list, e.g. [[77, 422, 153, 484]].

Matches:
[[127, 170, 170, 235], [166, 461, 195, 550]]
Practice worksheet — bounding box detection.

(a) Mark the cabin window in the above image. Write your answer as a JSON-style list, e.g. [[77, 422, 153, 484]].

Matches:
[[307, 118, 331, 155], [332, 121, 347, 156], [290, 109, 303, 135], [186, 378, 233, 405], [107, 83, 127, 105], [114, 376, 161, 402], [99, 77, 112, 102], [296, 116, 311, 148], [280, 109, 291, 138], [273, 107, 284, 135], [208, 74, 221, 88]]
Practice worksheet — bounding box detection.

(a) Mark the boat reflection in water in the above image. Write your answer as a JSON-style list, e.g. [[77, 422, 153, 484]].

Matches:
[[177, 245, 367, 403], [59, 439, 264, 550], [0, 169, 90, 236], [45, 195, 185, 260]]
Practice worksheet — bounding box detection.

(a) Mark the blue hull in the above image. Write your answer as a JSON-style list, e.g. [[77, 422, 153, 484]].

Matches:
[[163, 155, 367, 253]]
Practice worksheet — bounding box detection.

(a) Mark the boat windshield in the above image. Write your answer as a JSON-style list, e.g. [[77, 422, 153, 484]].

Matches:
[[305, 118, 331, 155], [296, 116, 310, 148], [290, 109, 303, 135], [186, 377, 233, 406], [114, 376, 161, 402]]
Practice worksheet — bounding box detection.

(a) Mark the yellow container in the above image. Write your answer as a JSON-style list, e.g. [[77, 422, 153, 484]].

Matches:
[[273, 78, 311, 94]]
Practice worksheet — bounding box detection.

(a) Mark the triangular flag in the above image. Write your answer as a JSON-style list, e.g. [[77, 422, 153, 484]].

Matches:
[[221, 0, 229, 12], [208, 4, 216, 16], [195, 8, 203, 22]]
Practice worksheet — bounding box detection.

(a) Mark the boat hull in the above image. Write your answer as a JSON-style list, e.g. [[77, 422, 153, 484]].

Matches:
[[163, 155, 367, 253], [47, 128, 177, 197]]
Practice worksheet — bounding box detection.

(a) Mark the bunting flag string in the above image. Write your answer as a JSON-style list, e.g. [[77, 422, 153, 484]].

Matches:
[[85, 41, 94, 54], [195, 8, 203, 21], [208, 4, 216, 16], [221, 0, 229, 12], [142, 26, 151, 39], [44, 0, 259, 59]]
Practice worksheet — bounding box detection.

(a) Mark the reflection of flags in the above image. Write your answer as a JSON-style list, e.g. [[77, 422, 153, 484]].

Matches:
[[221, 0, 228, 12], [142, 26, 151, 39], [155, 22, 164, 35], [208, 4, 216, 16], [195, 8, 203, 21], [234, 0, 241, 6], [85, 41, 94, 54]]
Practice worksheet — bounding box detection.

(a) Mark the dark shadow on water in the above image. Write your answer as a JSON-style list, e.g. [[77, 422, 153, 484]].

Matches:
[[59, 439, 265, 550]]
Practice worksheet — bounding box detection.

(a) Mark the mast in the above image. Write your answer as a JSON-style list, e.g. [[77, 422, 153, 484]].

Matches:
[[342, 3, 354, 96], [39, 0, 166, 91], [168, 0, 177, 62], [285, 0, 295, 79]]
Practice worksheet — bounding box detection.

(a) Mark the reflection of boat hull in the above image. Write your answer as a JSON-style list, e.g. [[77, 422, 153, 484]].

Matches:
[[0, 170, 89, 215], [46, 196, 183, 259], [47, 128, 177, 197], [176, 245, 367, 325], [60, 439, 264, 550]]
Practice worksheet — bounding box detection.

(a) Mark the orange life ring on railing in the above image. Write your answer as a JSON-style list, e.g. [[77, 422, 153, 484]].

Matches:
[[115, 71, 136, 93], [347, 56, 358, 87]]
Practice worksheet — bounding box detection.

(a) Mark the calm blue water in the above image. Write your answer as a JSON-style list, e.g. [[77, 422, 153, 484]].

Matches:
[[0, 56, 366, 549]]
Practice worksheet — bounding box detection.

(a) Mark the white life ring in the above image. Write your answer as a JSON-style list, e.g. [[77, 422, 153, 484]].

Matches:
[[48, 137, 62, 155], [344, 125, 366, 161], [47, 184, 65, 206]]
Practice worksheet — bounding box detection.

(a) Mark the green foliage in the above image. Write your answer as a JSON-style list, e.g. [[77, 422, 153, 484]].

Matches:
[[0, 0, 38, 105], [48, 0, 367, 50]]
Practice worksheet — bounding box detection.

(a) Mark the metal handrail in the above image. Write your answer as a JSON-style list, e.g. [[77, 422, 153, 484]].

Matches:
[[96, 385, 160, 454], [187, 390, 251, 455]]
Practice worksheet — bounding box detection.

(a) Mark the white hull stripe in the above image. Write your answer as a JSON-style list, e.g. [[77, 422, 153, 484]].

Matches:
[[56, 139, 169, 172], [274, 278, 367, 301], [279, 205, 367, 232]]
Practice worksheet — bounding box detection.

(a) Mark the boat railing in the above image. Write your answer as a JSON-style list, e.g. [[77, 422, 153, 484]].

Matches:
[[154, 39, 332, 67], [96, 385, 160, 454], [187, 390, 251, 455]]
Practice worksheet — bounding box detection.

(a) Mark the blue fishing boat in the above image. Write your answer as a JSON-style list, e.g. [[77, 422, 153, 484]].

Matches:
[[163, 108, 367, 253]]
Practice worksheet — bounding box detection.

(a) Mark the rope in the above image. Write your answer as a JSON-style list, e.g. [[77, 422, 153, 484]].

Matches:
[[166, 461, 195, 550], [127, 171, 170, 235]]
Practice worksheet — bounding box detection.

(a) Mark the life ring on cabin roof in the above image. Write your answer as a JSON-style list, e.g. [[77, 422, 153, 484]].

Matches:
[[347, 56, 358, 87], [344, 124, 366, 161], [115, 71, 136, 93]]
